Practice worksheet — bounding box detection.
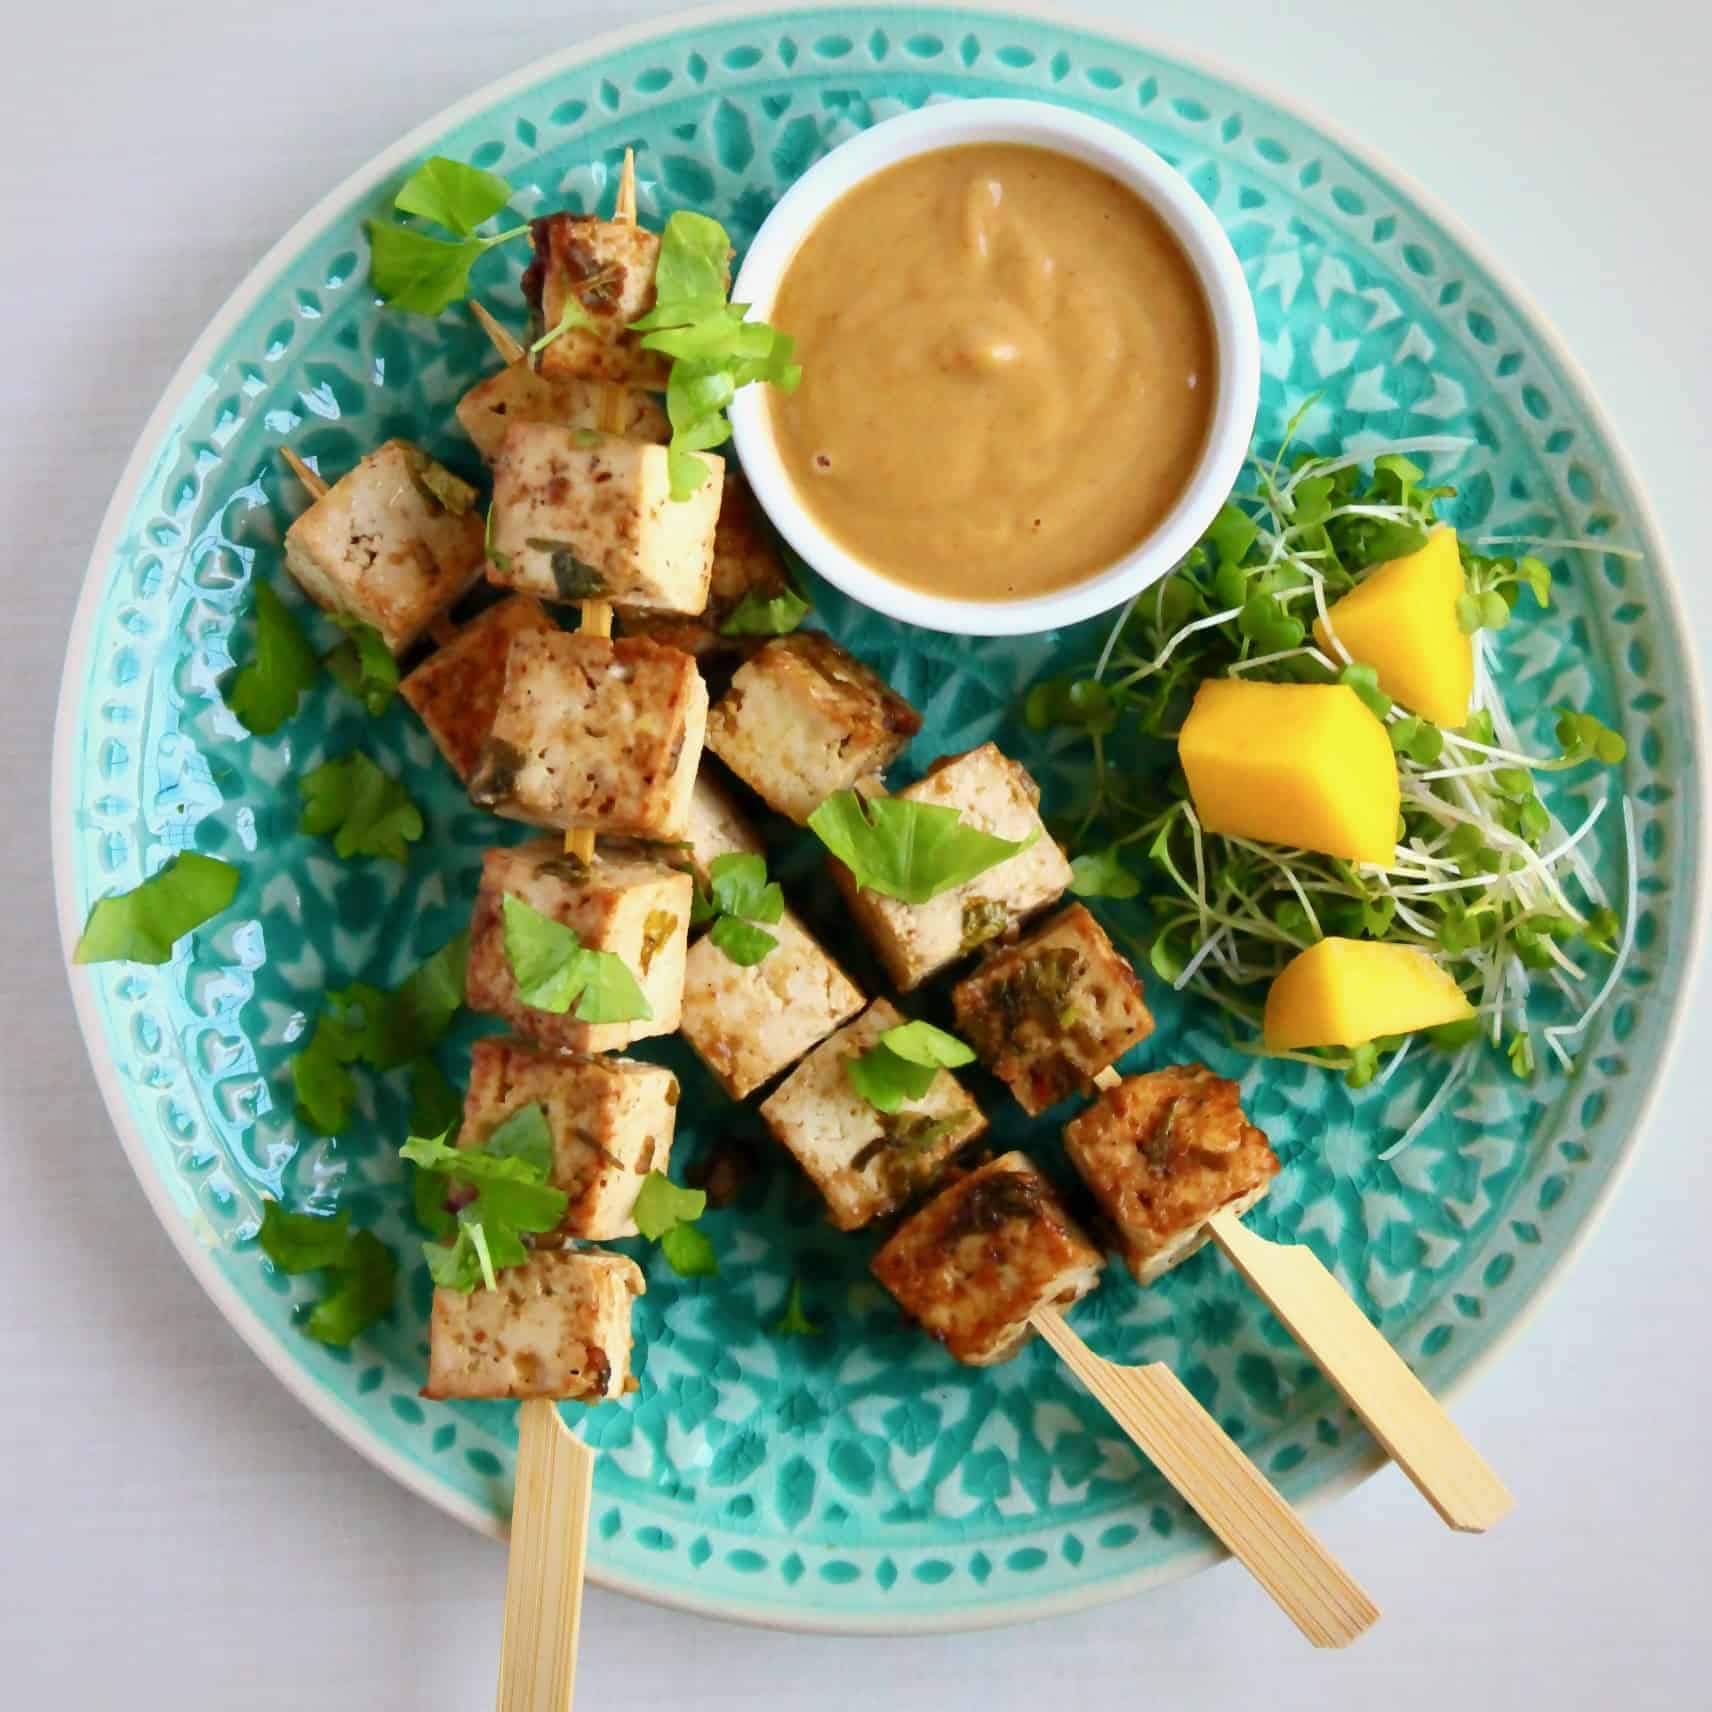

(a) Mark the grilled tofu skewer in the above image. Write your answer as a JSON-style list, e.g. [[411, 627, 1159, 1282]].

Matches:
[[1079, 1063, 1512, 1534]]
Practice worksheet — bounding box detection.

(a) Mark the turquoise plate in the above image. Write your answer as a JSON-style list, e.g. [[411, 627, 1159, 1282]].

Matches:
[[53, 2, 1707, 1632]]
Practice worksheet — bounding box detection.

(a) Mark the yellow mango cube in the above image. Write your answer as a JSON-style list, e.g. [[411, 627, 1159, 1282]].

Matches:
[[1314, 528, 1473, 728], [1263, 938, 1475, 1050], [1178, 680, 1399, 864]]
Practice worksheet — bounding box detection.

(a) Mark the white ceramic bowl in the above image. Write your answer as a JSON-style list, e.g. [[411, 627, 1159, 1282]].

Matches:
[[728, 98, 1261, 637]]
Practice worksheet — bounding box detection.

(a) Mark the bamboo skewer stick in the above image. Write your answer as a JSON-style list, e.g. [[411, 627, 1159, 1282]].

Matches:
[[1087, 1066, 1510, 1532], [471, 297, 527, 366], [1031, 1306, 1378, 1647], [279, 446, 328, 500], [497, 1398, 596, 1712]]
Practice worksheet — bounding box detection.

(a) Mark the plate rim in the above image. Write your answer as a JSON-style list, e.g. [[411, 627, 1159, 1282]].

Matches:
[[51, 0, 1712, 1635]]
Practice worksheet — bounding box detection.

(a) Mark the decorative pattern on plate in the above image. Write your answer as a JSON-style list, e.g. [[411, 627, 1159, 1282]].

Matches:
[[56, 5, 1702, 1631]]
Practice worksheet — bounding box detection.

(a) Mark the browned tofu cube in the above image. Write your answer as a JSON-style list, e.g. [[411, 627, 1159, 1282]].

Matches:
[[871, 1152, 1104, 1366], [705, 632, 921, 823], [459, 1037, 678, 1238], [1062, 1065, 1280, 1285], [464, 838, 692, 1054], [524, 212, 702, 387], [488, 424, 721, 615], [680, 906, 865, 1099], [681, 772, 763, 890], [952, 904, 1155, 1115], [456, 363, 668, 464], [425, 1247, 643, 1401], [833, 745, 1074, 990], [758, 999, 985, 1230], [282, 439, 486, 653], [398, 596, 559, 782], [467, 630, 707, 840], [621, 474, 794, 654]]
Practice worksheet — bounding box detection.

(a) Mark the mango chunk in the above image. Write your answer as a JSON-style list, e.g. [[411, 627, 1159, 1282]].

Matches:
[[1314, 528, 1473, 728], [1178, 680, 1399, 864], [1264, 938, 1475, 1051]]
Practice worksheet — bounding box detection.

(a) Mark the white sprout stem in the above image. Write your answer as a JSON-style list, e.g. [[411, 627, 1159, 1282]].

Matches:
[[1373, 1032, 1416, 1091], [1545, 797, 1639, 1042], [1227, 644, 1340, 676], [1174, 925, 1232, 991], [1380, 1046, 1477, 1161], [1471, 534, 1643, 560], [1093, 589, 1141, 680], [1279, 436, 1474, 496]]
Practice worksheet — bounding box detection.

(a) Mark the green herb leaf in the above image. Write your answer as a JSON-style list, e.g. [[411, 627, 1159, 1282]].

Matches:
[[707, 915, 780, 966], [258, 1201, 353, 1273], [1517, 555, 1553, 607], [299, 753, 424, 862], [845, 1019, 973, 1115], [228, 580, 320, 735], [306, 1231, 396, 1346], [258, 1201, 395, 1346], [1582, 906, 1620, 954], [660, 1223, 719, 1278], [633, 212, 801, 503], [1338, 662, 1392, 719], [632, 1170, 718, 1278], [368, 223, 491, 316], [529, 297, 592, 357], [1069, 846, 1141, 899], [501, 894, 652, 1023], [719, 586, 811, 637], [290, 1010, 362, 1134], [1555, 708, 1627, 767], [807, 791, 1039, 905], [323, 617, 399, 716], [73, 852, 240, 966], [393, 156, 513, 236], [773, 1278, 822, 1336], [482, 1102, 553, 1176], [1507, 1032, 1537, 1080], [632, 1171, 708, 1239], [1344, 1041, 1380, 1089], [1206, 502, 1260, 569]]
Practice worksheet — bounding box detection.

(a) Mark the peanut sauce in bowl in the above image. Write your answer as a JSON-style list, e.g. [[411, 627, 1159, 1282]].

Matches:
[[768, 144, 1217, 602], [729, 101, 1259, 636]]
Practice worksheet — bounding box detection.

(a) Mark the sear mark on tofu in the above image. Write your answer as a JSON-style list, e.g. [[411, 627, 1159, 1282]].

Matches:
[[469, 737, 526, 808]]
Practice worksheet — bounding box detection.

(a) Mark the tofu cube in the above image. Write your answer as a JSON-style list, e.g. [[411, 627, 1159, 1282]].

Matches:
[[524, 212, 701, 388], [1062, 1065, 1281, 1285], [457, 363, 668, 464], [465, 838, 692, 1053], [758, 999, 985, 1230], [282, 439, 486, 653], [871, 1152, 1104, 1366], [681, 771, 764, 890], [425, 1247, 643, 1401], [681, 906, 865, 1100], [467, 629, 707, 840], [398, 596, 559, 782], [489, 424, 722, 616], [621, 473, 794, 654], [952, 904, 1155, 1115], [458, 1036, 678, 1239], [705, 632, 922, 824], [833, 744, 1074, 990]]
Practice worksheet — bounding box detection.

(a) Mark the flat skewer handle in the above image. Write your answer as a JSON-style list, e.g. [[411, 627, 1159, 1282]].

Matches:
[[1033, 1307, 1378, 1647], [1208, 1211, 1513, 1533], [498, 1398, 596, 1712]]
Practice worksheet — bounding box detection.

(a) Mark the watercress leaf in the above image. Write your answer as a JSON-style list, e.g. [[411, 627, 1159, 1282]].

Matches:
[[1507, 1032, 1537, 1080], [1344, 1041, 1379, 1089], [382, 932, 469, 1066], [632, 1171, 707, 1241], [1069, 846, 1142, 899], [393, 156, 513, 236], [291, 1010, 362, 1135], [1339, 662, 1392, 719], [879, 1020, 976, 1070], [1582, 907, 1620, 953], [258, 1200, 353, 1274], [424, 1229, 484, 1291], [73, 851, 241, 966], [708, 914, 779, 967], [1428, 1015, 1482, 1050], [719, 586, 810, 637], [305, 1230, 396, 1346], [773, 1278, 822, 1336], [1455, 591, 1483, 635], [660, 1223, 719, 1278], [367, 222, 489, 315], [299, 753, 424, 862], [413, 1163, 456, 1240], [646, 210, 733, 309], [1517, 555, 1552, 607], [1478, 590, 1511, 630], [1205, 501, 1259, 569], [501, 893, 586, 1011], [807, 791, 1039, 905], [845, 1041, 938, 1114], [322, 617, 399, 716], [569, 946, 653, 1024], [706, 852, 771, 919], [228, 580, 320, 734]]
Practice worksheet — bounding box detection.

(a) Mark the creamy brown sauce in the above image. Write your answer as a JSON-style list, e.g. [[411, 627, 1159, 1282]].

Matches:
[[767, 143, 1217, 601]]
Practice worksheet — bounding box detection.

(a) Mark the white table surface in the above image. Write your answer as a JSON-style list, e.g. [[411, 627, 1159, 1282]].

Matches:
[[3, 2, 1707, 1705]]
